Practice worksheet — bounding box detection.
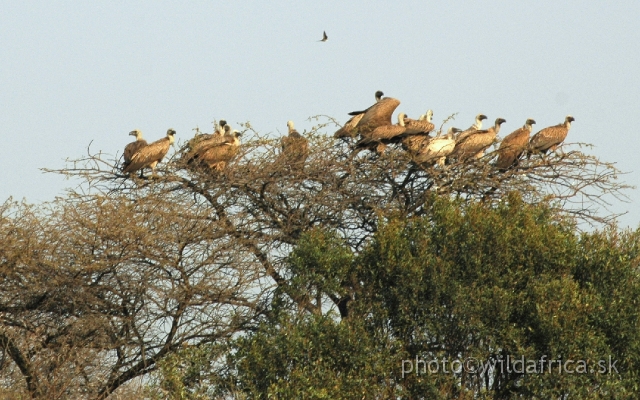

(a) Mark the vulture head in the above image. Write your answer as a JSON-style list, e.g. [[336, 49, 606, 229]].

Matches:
[[426, 109, 434, 122], [495, 118, 507, 127], [129, 129, 143, 139], [397, 112, 407, 126], [446, 127, 462, 139], [375, 90, 384, 101], [477, 114, 488, 122], [525, 118, 536, 128], [566, 115, 575, 123]]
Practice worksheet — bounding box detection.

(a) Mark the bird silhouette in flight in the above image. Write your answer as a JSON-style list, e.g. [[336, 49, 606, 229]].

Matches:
[[319, 31, 328, 42]]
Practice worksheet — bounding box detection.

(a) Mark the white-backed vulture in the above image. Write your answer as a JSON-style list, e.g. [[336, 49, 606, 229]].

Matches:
[[495, 118, 536, 170], [214, 119, 228, 136], [198, 126, 243, 171], [123, 129, 176, 176], [122, 129, 148, 173], [414, 127, 461, 166], [334, 91, 384, 139], [450, 118, 506, 161], [280, 120, 309, 168], [528, 115, 574, 157], [404, 109, 434, 134], [456, 113, 488, 142]]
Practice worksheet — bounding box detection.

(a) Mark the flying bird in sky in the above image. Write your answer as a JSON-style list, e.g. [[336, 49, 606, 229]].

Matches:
[[319, 31, 328, 42]]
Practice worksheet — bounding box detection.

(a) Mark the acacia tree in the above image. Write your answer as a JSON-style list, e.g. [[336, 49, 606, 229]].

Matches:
[[0, 117, 633, 398]]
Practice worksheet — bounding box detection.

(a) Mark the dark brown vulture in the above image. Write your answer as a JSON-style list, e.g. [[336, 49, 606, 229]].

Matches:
[[355, 112, 407, 154], [450, 118, 506, 161], [334, 91, 384, 139], [280, 120, 309, 168], [122, 129, 148, 173], [495, 118, 536, 170], [528, 115, 575, 157], [353, 95, 401, 137], [123, 129, 176, 176], [404, 109, 434, 134], [198, 126, 242, 171]]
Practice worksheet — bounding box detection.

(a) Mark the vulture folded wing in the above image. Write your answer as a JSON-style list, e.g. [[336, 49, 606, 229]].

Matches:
[[123, 140, 148, 169], [403, 118, 434, 135], [123, 138, 171, 173], [495, 126, 530, 170], [529, 125, 568, 153], [334, 113, 364, 138]]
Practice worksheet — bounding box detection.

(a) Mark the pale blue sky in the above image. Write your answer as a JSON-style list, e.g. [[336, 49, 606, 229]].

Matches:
[[2, 1, 639, 226]]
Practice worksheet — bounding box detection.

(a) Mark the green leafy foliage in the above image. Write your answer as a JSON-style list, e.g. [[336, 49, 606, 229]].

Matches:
[[154, 194, 640, 398]]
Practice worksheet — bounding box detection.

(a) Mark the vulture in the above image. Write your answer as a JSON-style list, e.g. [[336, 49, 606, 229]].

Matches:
[[404, 109, 435, 134], [122, 129, 176, 176], [528, 115, 575, 157], [198, 125, 243, 171], [280, 120, 309, 168], [334, 91, 384, 139], [495, 118, 536, 171], [450, 118, 506, 161], [353, 95, 401, 137], [122, 129, 148, 173], [401, 110, 434, 153], [414, 127, 461, 166], [355, 112, 407, 153], [456, 113, 488, 142], [214, 119, 227, 136]]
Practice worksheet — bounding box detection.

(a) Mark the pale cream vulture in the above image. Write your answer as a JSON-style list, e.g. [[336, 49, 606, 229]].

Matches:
[[122, 129, 176, 176], [334, 91, 384, 139], [122, 129, 148, 173], [450, 118, 506, 161], [280, 120, 309, 168], [528, 115, 574, 157], [495, 118, 536, 170], [414, 127, 461, 166]]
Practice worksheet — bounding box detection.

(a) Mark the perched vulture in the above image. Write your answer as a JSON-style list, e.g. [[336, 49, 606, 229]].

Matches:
[[456, 113, 488, 142], [495, 118, 536, 170], [280, 120, 309, 167], [198, 126, 243, 171], [353, 95, 401, 137], [414, 127, 461, 166], [123, 129, 176, 176], [214, 119, 228, 136], [404, 109, 434, 134], [528, 115, 575, 157], [401, 110, 434, 153], [402, 134, 429, 155], [122, 129, 148, 173], [450, 118, 506, 161], [355, 112, 407, 153], [334, 91, 384, 139]]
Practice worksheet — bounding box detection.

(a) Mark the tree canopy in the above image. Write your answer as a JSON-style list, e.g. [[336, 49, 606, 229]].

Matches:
[[1, 118, 638, 399]]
